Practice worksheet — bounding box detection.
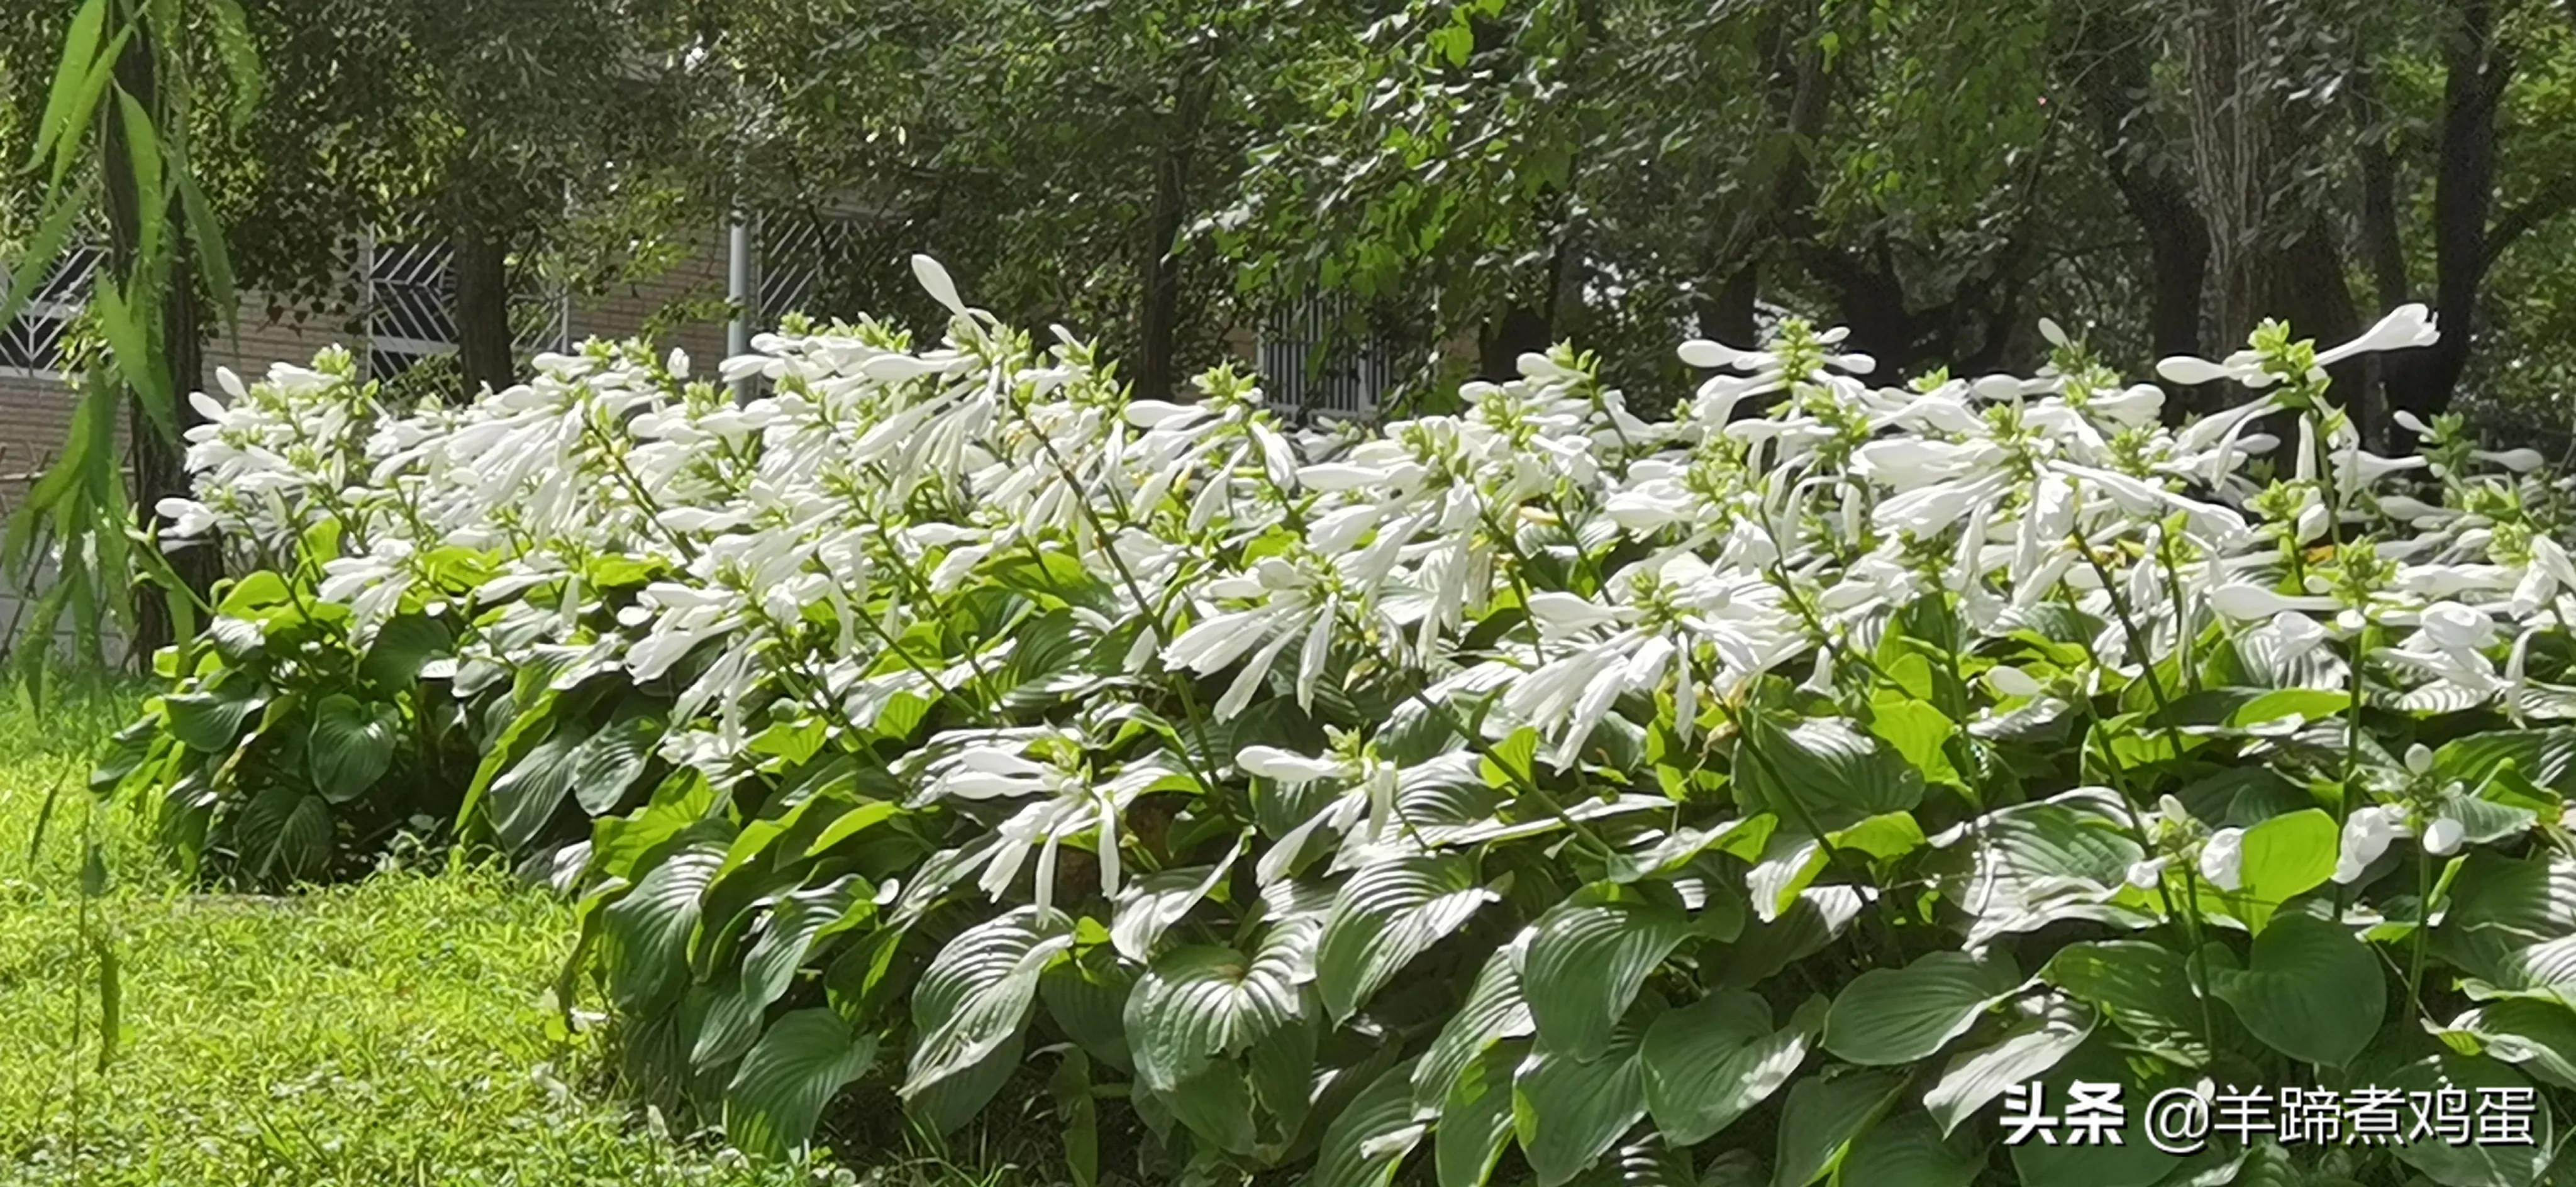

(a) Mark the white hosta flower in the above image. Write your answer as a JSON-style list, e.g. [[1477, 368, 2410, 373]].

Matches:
[[2126, 856, 2171, 890], [2210, 583, 2339, 621], [2406, 743, 2435, 776], [2317, 304, 2439, 367], [2199, 827, 2246, 892], [2255, 610, 2331, 663], [2334, 805, 2412, 884], [1235, 746, 1404, 886], [1986, 665, 2044, 698], [2421, 815, 2466, 857]]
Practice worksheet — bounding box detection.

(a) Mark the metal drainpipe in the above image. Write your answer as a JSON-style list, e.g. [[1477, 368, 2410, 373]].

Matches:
[[726, 211, 753, 399]]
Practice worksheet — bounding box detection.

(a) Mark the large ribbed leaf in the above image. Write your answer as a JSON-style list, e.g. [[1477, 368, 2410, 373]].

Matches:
[[1513, 1025, 1646, 1187], [1922, 997, 2093, 1135], [1737, 715, 1924, 827], [1414, 944, 1535, 1113], [1317, 853, 1496, 1021], [1822, 951, 2021, 1066], [2468, 998, 2576, 1089], [1436, 1037, 1526, 1187], [572, 704, 663, 815], [488, 724, 586, 851], [2436, 726, 2576, 794], [722, 1008, 877, 1159], [306, 693, 397, 804], [1110, 852, 1235, 963], [2207, 912, 2383, 1068], [1641, 991, 1823, 1145], [1518, 891, 1690, 1061], [2367, 1047, 2555, 1187], [1311, 1057, 1424, 1187], [597, 840, 724, 1015], [1770, 1069, 1905, 1187], [694, 875, 870, 1068], [1833, 1112, 1980, 1187], [1125, 920, 1310, 1093], [233, 782, 333, 883], [2038, 941, 2208, 1066], [902, 907, 1072, 1102], [2212, 808, 2336, 935]]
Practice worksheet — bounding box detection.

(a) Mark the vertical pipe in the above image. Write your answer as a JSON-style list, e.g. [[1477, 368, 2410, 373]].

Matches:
[[726, 211, 753, 372]]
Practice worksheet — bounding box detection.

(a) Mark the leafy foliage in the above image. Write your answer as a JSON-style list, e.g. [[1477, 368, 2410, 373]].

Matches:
[[111, 260, 2576, 1183]]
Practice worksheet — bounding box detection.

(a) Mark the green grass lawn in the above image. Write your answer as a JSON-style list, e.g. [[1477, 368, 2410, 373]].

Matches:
[[0, 681, 860, 1187]]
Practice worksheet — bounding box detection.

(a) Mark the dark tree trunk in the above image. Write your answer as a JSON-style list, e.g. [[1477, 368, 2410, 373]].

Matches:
[[2386, 0, 2509, 421], [2063, 6, 2207, 412], [1695, 262, 1759, 350], [103, 21, 216, 666], [1137, 145, 1189, 401], [453, 224, 515, 399], [1477, 306, 1554, 380], [1138, 62, 1216, 402], [2356, 118, 2407, 448]]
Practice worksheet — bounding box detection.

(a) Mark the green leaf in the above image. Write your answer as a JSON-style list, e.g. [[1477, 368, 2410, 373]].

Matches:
[[1740, 715, 1924, 827], [165, 683, 264, 752], [2436, 727, 2576, 795], [204, 0, 264, 126], [2006, 1041, 2189, 1187], [1311, 1057, 1424, 1187], [572, 705, 663, 815], [1413, 947, 1535, 1114], [1514, 1024, 1648, 1187], [42, 25, 131, 194], [489, 724, 588, 851], [2038, 941, 2208, 1066], [360, 614, 450, 687], [27, 0, 104, 170], [1867, 692, 1960, 788], [94, 273, 172, 439], [1770, 1069, 1904, 1187], [695, 875, 872, 1068], [1437, 1038, 1526, 1187], [2465, 998, 2576, 1089], [1519, 890, 1690, 1061], [1317, 853, 1495, 1022], [722, 1008, 877, 1159], [1922, 997, 2092, 1136], [596, 841, 723, 1015], [2215, 808, 2336, 934], [1641, 991, 1823, 1145], [1832, 1112, 1980, 1187], [2361, 1046, 2555, 1187], [1110, 857, 1234, 963], [903, 907, 1074, 1121], [2228, 688, 2347, 728], [307, 693, 398, 804], [1824, 951, 2021, 1066], [1126, 937, 1304, 1093], [2207, 913, 2384, 1068], [233, 783, 332, 883]]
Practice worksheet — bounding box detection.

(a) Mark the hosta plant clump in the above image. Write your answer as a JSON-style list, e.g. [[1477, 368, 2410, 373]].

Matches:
[[107, 257, 2576, 1186]]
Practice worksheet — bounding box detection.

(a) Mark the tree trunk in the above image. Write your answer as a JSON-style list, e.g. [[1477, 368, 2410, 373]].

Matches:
[[102, 18, 216, 666], [1477, 306, 1553, 380], [2387, 0, 2508, 422], [2063, 5, 2209, 414], [1695, 261, 1759, 351], [2355, 106, 2407, 448], [452, 224, 515, 399], [1137, 141, 1189, 402]]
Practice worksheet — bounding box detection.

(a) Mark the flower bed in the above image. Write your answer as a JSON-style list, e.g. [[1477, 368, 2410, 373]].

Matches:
[[104, 258, 2576, 1184]]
